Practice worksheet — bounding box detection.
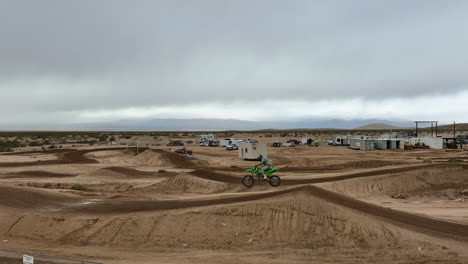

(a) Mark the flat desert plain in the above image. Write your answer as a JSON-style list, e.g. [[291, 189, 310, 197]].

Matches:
[[1, 137, 468, 263]]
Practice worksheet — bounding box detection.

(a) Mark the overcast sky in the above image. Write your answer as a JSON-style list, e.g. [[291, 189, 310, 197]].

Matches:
[[1, 0, 467, 127]]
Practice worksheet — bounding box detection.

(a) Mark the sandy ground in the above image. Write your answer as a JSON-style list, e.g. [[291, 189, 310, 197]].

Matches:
[[0, 140, 468, 263]]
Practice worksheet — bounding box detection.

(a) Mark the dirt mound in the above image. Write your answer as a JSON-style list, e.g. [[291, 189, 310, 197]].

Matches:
[[151, 149, 195, 168], [131, 149, 195, 168], [6, 186, 468, 252], [149, 174, 235, 194], [1, 170, 77, 179], [319, 165, 468, 199], [131, 149, 169, 166]]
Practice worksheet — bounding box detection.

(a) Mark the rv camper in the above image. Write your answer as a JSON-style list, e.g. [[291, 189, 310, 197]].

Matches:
[[196, 134, 215, 144], [219, 138, 237, 147]]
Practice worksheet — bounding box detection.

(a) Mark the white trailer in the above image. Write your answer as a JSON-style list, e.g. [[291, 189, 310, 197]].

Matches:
[[239, 142, 267, 160], [332, 135, 349, 146], [219, 138, 237, 147]]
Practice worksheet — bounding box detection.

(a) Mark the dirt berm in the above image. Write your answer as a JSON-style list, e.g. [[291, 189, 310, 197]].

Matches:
[[0, 147, 145, 167]]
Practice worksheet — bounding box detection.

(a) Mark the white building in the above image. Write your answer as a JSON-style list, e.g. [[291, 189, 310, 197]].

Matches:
[[239, 142, 268, 160], [410, 137, 443, 149], [374, 139, 405, 150]]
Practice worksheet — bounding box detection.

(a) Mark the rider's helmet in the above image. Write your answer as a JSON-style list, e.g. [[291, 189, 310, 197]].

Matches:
[[257, 154, 263, 161]]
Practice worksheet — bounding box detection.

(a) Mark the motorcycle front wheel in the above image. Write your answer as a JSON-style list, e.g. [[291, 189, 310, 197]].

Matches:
[[242, 175, 255, 187]]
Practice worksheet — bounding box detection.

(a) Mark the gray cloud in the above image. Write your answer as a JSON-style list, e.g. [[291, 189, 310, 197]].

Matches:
[[1, 0, 468, 124]]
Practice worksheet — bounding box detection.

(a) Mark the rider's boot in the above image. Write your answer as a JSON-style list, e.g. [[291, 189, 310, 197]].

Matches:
[[261, 172, 268, 180]]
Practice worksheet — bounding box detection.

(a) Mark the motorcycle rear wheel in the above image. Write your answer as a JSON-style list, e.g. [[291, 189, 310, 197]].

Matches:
[[268, 175, 281, 187]]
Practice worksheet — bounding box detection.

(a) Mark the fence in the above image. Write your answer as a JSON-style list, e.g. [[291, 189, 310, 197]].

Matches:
[[0, 248, 104, 264]]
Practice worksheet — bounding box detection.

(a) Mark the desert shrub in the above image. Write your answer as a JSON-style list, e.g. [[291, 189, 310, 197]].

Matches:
[[26, 182, 42, 188], [28, 141, 44, 147], [70, 184, 87, 191]]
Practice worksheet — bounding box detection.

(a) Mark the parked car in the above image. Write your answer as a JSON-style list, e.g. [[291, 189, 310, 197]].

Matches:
[[226, 144, 238, 151], [283, 142, 296, 147], [271, 141, 282, 147], [456, 135, 468, 144], [208, 139, 219, 147], [186, 140, 194, 144], [287, 139, 301, 145], [167, 140, 184, 146], [174, 148, 192, 155]]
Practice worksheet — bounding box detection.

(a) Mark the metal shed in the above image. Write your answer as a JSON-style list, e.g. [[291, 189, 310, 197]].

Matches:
[[349, 138, 375, 151]]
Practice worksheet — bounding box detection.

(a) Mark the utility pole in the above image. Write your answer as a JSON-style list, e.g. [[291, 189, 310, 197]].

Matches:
[[453, 121, 456, 139]]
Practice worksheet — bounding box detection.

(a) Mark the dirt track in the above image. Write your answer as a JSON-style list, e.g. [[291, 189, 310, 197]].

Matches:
[[2, 145, 468, 263], [2, 182, 468, 242]]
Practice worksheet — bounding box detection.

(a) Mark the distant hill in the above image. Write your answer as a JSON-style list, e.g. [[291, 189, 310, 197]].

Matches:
[[354, 123, 403, 130], [436, 123, 468, 131]]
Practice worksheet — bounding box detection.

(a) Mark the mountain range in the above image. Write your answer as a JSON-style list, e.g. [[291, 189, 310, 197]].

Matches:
[[57, 118, 417, 131]]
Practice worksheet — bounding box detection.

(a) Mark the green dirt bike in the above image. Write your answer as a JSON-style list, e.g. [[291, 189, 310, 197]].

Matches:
[[242, 166, 281, 187]]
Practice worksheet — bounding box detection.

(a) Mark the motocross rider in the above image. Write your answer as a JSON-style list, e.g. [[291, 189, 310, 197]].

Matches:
[[256, 154, 272, 180]]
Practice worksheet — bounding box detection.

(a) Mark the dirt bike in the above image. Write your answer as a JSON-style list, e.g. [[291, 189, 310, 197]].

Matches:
[[242, 166, 281, 187]]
